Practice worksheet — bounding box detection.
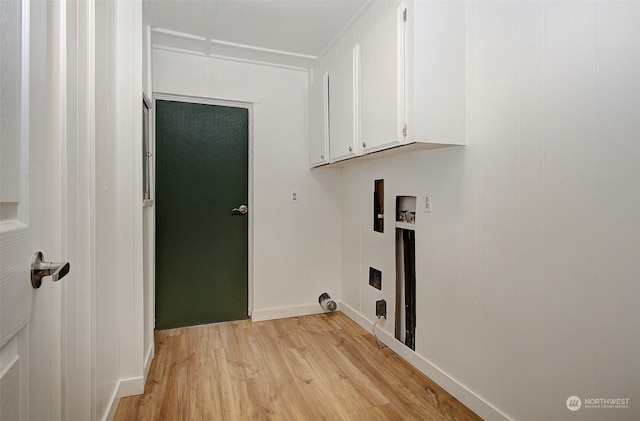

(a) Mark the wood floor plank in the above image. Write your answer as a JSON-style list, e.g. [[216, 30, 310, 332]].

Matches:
[[114, 312, 482, 421], [359, 402, 448, 421]]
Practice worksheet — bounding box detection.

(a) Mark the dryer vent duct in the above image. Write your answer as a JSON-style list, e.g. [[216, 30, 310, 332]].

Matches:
[[319, 293, 337, 312]]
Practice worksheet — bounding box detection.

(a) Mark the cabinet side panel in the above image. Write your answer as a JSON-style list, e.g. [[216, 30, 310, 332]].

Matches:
[[412, 1, 466, 144]]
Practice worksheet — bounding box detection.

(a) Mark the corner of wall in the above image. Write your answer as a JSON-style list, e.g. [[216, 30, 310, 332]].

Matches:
[[103, 377, 146, 421]]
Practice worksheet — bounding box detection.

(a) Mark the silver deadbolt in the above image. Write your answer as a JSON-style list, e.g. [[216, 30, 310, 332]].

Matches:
[[31, 251, 70, 288], [231, 204, 248, 215]]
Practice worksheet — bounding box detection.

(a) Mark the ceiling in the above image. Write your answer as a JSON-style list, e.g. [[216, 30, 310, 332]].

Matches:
[[144, 0, 372, 69]]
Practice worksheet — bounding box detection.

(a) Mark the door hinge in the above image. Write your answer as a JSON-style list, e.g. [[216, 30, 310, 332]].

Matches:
[[402, 124, 407, 137], [403, 8, 407, 23]]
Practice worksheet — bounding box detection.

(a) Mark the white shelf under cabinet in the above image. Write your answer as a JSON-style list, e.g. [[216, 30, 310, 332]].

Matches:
[[320, 140, 461, 168]]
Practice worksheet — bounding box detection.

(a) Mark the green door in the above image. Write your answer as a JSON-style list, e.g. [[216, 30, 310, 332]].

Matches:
[[155, 100, 249, 330]]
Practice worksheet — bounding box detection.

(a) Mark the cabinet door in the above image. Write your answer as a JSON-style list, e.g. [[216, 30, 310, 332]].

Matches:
[[308, 68, 329, 167], [360, 3, 405, 153], [329, 45, 359, 162]]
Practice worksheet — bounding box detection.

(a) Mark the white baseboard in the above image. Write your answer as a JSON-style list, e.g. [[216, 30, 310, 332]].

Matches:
[[103, 345, 154, 421], [144, 343, 155, 378], [251, 303, 329, 322], [339, 301, 510, 421], [103, 376, 145, 421]]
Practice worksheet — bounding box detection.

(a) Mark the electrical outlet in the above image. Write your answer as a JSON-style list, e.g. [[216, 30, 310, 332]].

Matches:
[[376, 299, 387, 318], [291, 189, 299, 203], [424, 193, 432, 213]]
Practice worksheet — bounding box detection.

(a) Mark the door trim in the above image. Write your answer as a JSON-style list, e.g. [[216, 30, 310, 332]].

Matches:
[[153, 93, 254, 317]]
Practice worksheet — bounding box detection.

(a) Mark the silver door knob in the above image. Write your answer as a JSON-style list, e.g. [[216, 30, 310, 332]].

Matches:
[[31, 251, 70, 288], [231, 204, 248, 215]]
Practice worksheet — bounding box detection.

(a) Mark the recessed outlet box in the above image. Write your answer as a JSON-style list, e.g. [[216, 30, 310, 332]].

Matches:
[[374, 179, 384, 233], [369, 267, 382, 290], [376, 299, 387, 318], [396, 195, 417, 222]]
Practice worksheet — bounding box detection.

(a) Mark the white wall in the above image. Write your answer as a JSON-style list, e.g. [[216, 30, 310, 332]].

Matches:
[[152, 49, 343, 321], [114, 0, 145, 403], [95, 1, 145, 419], [340, 1, 640, 420], [94, 1, 120, 417]]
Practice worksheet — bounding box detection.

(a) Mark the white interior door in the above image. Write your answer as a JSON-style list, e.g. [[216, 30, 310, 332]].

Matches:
[[0, 1, 65, 420]]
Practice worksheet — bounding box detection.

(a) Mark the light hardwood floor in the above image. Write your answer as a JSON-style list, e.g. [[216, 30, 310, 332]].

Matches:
[[115, 312, 481, 420]]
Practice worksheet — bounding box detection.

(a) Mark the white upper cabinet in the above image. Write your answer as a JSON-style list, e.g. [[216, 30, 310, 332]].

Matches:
[[308, 67, 329, 167], [308, 0, 466, 168], [405, 0, 466, 146], [360, 3, 406, 154], [328, 45, 360, 163]]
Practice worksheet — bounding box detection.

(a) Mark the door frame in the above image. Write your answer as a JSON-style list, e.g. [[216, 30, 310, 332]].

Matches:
[[153, 92, 254, 319]]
